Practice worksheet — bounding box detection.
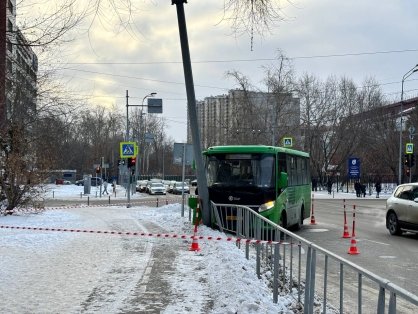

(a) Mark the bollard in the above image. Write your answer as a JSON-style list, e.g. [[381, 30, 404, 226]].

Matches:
[[342, 199, 350, 238], [80, 192, 83, 199], [310, 193, 316, 225], [87, 196, 90, 206], [157, 198, 159, 207], [53, 191, 55, 198], [108, 196, 110, 205]]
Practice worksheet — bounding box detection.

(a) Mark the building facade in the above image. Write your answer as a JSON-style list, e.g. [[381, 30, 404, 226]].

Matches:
[[0, 0, 38, 130], [188, 89, 301, 149]]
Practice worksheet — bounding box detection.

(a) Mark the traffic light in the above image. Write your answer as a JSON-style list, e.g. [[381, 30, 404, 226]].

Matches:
[[117, 159, 126, 166], [406, 168, 411, 177], [411, 154, 416, 167], [95, 166, 100, 173], [404, 154, 410, 167], [127, 157, 136, 168]]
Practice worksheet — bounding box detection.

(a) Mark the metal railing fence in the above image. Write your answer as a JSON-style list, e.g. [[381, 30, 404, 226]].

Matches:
[[210, 202, 418, 314]]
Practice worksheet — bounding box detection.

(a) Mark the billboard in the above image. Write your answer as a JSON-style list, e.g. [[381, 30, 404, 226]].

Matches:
[[348, 157, 361, 179]]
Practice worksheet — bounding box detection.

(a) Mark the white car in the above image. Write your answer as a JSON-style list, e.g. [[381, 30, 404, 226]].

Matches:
[[386, 183, 418, 235], [172, 182, 190, 194], [148, 182, 166, 195]]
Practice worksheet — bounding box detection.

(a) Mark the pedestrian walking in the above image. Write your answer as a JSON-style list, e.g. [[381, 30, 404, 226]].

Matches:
[[361, 184, 366, 197], [112, 179, 116, 193], [354, 181, 361, 197], [102, 180, 109, 195], [375, 181, 382, 198], [312, 178, 318, 192], [327, 179, 333, 194]]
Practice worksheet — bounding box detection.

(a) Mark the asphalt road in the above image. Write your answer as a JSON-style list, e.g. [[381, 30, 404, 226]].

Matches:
[[294, 198, 418, 312]]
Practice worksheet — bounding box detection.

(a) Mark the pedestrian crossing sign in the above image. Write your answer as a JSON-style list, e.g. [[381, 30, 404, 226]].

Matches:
[[406, 143, 414, 154], [283, 137, 293, 147], [120, 142, 137, 158]]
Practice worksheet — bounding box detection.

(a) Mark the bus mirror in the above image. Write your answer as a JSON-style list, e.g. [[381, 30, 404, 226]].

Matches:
[[278, 172, 288, 189]]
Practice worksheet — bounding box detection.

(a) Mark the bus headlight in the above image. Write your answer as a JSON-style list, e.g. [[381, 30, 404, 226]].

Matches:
[[259, 201, 275, 212]]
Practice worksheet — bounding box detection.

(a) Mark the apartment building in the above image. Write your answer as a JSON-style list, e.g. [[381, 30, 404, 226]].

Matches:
[[0, 0, 38, 130], [188, 89, 301, 149]]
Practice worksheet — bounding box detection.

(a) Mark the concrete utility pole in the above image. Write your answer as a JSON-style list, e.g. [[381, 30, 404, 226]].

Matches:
[[172, 0, 211, 226]]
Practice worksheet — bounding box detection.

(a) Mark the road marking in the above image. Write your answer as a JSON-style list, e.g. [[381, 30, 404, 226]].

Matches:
[[305, 229, 329, 232], [360, 239, 390, 246], [379, 256, 396, 259]]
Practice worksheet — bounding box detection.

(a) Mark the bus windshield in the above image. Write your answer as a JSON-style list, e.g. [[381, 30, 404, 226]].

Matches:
[[206, 153, 275, 188]]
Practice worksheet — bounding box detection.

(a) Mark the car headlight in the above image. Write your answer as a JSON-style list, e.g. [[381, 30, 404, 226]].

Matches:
[[259, 201, 275, 212]]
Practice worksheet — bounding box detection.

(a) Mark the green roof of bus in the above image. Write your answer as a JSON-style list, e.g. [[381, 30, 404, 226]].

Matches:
[[204, 145, 309, 158]]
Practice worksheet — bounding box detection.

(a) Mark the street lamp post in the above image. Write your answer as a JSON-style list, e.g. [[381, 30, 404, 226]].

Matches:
[[398, 65, 418, 185], [136, 93, 157, 181], [125, 91, 157, 207]]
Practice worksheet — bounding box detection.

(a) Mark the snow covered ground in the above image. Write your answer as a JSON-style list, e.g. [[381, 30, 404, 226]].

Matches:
[[1, 184, 302, 313], [0, 182, 395, 313]]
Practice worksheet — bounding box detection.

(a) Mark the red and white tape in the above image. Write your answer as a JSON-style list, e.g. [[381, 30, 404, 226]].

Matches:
[[3, 198, 180, 214], [0, 225, 289, 245]]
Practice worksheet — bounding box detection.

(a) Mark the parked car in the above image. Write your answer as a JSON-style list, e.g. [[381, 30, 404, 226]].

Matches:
[[136, 180, 148, 192], [75, 179, 84, 186], [386, 182, 418, 235], [167, 180, 176, 193], [90, 177, 102, 187], [148, 182, 167, 195], [172, 181, 190, 194]]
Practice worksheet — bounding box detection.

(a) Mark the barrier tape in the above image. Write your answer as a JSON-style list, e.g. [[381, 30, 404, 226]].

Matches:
[[0, 225, 289, 245], [3, 198, 182, 215]]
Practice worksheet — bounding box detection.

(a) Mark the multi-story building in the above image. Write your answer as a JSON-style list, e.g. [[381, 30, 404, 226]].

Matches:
[[0, 0, 38, 130], [188, 89, 301, 149]]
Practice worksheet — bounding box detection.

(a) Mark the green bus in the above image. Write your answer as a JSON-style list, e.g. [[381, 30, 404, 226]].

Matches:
[[204, 145, 311, 229]]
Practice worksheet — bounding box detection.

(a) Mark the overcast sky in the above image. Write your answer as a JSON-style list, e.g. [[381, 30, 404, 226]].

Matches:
[[29, 1, 418, 142]]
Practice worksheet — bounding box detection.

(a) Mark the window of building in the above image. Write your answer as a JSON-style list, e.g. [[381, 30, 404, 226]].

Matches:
[[8, 19, 13, 33], [8, 0, 14, 14]]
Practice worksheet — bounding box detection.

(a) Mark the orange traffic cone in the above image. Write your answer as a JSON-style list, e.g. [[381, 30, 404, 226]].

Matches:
[[348, 237, 359, 255], [189, 235, 200, 251]]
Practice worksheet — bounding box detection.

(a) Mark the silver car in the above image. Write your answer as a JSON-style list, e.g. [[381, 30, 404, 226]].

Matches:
[[148, 182, 166, 195], [386, 183, 418, 235]]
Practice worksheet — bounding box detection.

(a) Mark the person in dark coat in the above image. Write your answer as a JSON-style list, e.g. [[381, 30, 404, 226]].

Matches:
[[354, 181, 361, 197], [327, 180, 333, 194], [312, 178, 318, 192], [375, 181, 382, 198], [361, 184, 366, 197]]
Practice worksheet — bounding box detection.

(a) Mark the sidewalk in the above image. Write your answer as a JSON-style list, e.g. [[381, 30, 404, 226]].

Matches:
[[313, 189, 391, 200]]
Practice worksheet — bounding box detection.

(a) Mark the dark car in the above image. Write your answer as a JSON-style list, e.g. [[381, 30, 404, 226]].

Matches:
[[386, 183, 418, 235], [91, 177, 102, 187]]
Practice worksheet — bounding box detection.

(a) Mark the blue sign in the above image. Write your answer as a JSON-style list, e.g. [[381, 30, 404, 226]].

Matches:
[[119, 141, 136, 158], [348, 157, 361, 179]]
